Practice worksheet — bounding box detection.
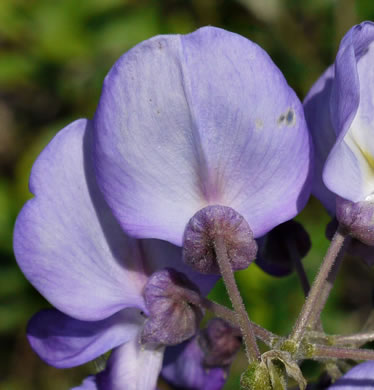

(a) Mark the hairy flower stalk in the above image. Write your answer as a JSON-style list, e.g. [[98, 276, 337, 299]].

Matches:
[[214, 235, 261, 362], [290, 226, 349, 343], [334, 331, 374, 347], [313, 345, 374, 361]]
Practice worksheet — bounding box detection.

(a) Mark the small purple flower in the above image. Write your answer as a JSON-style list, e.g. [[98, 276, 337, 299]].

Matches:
[[13, 119, 215, 389], [305, 21, 374, 212], [93, 26, 312, 246], [141, 268, 204, 345], [328, 361, 374, 389]]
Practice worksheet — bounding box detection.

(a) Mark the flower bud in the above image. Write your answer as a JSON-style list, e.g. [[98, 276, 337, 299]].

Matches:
[[240, 362, 272, 390], [183, 205, 257, 274], [244, 350, 306, 390], [141, 268, 204, 346], [255, 220, 311, 277], [199, 318, 242, 367], [336, 197, 374, 246]]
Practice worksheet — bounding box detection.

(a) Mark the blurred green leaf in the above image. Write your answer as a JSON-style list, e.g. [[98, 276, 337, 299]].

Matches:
[[0, 54, 36, 87], [0, 267, 28, 298], [31, 1, 90, 61], [94, 5, 160, 54], [0, 179, 14, 252]]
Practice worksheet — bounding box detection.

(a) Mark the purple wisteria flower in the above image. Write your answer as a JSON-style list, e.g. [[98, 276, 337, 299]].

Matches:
[[93, 26, 312, 247], [13, 119, 216, 389], [14, 26, 313, 389], [304, 21, 374, 214], [304, 21, 374, 249], [328, 361, 374, 389]]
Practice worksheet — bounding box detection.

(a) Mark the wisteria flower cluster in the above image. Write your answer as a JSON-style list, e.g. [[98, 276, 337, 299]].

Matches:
[[13, 22, 374, 389]]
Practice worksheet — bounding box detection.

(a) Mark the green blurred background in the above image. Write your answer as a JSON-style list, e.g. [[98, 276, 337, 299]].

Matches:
[[1, 0, 374, 389]]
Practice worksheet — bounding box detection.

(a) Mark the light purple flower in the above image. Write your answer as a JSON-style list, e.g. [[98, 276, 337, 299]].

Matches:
[[14, 26, 312, 389], [304, 21, 374, 212], [328, 361, 374, 389], [304, 65, 335, 214], [13, 119, 215, 389], [93, 26, 312, 246]]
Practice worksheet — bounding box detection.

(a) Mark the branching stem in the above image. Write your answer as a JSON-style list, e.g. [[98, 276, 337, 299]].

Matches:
[[334, 332, 374, 347], [199, 297, 279, 346], [313, 344, 374, 361]]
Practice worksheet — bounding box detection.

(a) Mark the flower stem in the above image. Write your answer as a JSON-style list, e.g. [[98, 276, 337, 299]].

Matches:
[[290, 226, 349, 343], [313, 344, 374, 361], [334, 332, 374, 346], [287, 239, 325, 334], [214, 235, 261, 362], [199, 297, 279, 346]]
